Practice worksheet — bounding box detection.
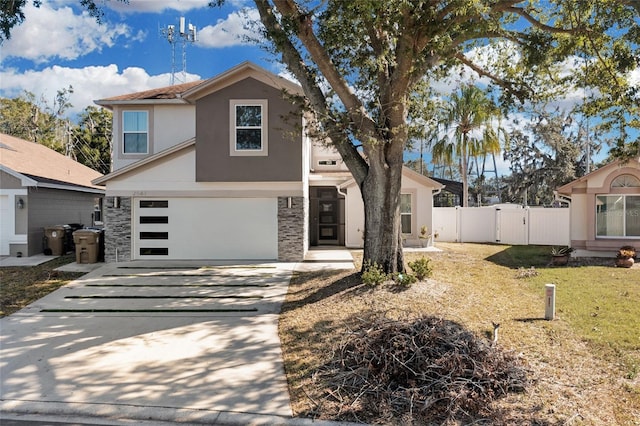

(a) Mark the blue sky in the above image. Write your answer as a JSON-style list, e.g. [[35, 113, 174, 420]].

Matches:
[[0, 0, 275, 115], [1, 0, 635, 177]]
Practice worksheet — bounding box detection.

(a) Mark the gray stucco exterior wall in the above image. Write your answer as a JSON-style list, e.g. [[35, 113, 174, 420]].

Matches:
[[195, 77, 303, 183], [104, 196, 132, 262], [1, 170, 23, 189], [27, 187, 99, 256]]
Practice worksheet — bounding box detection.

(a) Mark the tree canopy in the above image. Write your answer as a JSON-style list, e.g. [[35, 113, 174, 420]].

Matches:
[[242, 0, 640, 271], [432, 85, 504, 207], [4, 0, 638, 272]]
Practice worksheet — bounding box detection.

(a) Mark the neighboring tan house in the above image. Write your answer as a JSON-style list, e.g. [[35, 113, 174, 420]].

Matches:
[[557, 157, 640, 256], [93, 61, 443, 262], [0, 133, 104, 257]]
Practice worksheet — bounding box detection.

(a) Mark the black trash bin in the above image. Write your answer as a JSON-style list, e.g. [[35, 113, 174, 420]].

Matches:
[[86, 227, 105, 262], [66, 223, 84, 252]]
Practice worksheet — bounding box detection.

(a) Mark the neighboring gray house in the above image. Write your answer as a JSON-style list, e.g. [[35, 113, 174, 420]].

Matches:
[[0, 133, 104, 257], [93, 62, 442, 262]]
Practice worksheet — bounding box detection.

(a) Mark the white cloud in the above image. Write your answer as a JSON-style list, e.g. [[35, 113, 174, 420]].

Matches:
[[1, 2, 131, 63], [197, 8, 262, 48], [106, 0, 211, 13], [0, 65, 201, 115]]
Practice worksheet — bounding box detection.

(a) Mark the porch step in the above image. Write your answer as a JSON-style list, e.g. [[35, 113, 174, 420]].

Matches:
[[304, 248, 354, 263]]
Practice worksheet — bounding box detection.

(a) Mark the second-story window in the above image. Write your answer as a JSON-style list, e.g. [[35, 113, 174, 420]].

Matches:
[[230, 99, 268, 156], [123, 111, 148, 154]]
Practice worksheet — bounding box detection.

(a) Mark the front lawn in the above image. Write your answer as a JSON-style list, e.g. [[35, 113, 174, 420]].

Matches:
[[279, 243, 640, 424], [0, 254, 83, 317]]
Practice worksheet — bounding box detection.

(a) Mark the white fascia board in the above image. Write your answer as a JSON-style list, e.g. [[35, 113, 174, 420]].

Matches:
[[37, 182, 105, 194], [93, 99, 189, 109]]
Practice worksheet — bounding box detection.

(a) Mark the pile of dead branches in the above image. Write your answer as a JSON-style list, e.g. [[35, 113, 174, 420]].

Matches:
[[314, 315, 527, 424]]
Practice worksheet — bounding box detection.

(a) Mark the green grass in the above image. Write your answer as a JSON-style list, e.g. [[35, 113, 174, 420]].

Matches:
[[526, 266, 640, 350], [437, 243, 639, 351]]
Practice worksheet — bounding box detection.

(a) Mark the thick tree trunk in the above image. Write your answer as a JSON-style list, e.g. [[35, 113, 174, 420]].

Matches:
[[361, 146, 405, 274]]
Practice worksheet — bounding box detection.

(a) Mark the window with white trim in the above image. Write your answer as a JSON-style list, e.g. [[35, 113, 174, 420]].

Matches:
[[596, 195, 640, 237], [123, 111, 148, 154], [230, 99, 268, 156], [400, 193, 412, 234]]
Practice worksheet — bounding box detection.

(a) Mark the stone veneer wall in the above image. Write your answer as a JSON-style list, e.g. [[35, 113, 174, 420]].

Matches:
[[278, 196, 307, 261], [104, 196, 132, 263]]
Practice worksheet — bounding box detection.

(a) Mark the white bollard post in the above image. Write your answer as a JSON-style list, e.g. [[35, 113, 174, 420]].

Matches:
[[545, 284, 556, 320]]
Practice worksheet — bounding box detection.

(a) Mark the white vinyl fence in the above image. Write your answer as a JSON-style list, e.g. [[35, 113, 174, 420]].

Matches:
[[433, 205, 570, 246]]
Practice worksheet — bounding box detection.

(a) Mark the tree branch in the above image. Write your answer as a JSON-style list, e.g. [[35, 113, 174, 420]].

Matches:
[[454, 52, 530, 101], [277, 0, 380, 142], [254, 0, 368, 183], [501, 5, 581, 34]]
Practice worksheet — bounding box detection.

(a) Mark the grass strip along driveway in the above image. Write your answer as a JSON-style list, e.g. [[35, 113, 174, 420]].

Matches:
[[278, 243, 640, 424], [0, 255, 83, 317]]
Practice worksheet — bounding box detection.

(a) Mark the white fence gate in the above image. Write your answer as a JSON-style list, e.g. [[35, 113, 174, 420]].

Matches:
[[433, 206, 570, 246]]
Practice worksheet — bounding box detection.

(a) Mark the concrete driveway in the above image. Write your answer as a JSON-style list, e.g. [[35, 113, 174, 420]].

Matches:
[[0, 260, 298, 425]]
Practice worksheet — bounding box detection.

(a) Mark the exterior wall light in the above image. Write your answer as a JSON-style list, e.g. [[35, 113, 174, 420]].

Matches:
[[16, 198, 25, 209]]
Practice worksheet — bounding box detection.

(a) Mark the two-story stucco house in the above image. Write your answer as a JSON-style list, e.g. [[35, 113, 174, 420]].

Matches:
[[93, 62, 443, 262]]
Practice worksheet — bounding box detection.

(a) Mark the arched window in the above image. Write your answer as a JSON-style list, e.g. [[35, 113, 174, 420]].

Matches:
[[611, 174, 640, 188]]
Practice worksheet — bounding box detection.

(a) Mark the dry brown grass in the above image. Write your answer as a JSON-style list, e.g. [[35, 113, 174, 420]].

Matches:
[[279, 243, 640, 425], [0, 254, 83, 317]]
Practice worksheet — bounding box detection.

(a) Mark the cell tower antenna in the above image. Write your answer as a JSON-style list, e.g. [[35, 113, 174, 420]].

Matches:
[[160, 17, 197, 85]]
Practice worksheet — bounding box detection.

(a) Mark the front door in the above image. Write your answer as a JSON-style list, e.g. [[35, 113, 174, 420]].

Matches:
[[310, 187, 344, 246]]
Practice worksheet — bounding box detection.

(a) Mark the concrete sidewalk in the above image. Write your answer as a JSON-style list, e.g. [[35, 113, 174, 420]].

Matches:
[[0, 252, 358, 426]]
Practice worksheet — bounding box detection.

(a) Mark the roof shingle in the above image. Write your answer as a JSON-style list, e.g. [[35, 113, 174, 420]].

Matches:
[[0, 133, 104, 190], [99, 80, 203, 101]]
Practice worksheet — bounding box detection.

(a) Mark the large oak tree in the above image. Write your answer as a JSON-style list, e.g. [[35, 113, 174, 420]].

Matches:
[[240, 0, 639, 272]]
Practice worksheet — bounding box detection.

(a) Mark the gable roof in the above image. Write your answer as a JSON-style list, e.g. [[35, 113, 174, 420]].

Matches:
[[94, 62, 303, 109], [556, 156, 640, 195], [0, 133, 104, 192], [339, 166, 445, 190], [430, 176, 463, 194], [402, 166, 448, 189], [182, 61, 304, 101]]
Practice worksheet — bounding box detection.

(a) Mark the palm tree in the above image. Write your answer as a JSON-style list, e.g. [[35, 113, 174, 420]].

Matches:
[[431, 85, 503, 206]]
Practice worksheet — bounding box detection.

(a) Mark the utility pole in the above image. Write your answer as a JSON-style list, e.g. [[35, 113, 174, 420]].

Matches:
[[160, 17, 198, 85]]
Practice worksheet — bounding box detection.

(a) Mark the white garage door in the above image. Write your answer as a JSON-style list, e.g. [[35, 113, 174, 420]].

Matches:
[[0, 195, 12, 255], [132, 198, 278, 260]]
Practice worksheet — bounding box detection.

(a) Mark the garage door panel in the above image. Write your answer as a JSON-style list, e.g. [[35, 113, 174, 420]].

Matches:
[[133, 198, 277, 260]]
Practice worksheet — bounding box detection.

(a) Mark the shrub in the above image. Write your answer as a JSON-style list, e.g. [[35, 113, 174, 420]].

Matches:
[[550, 246, 574, 256], [393, 272, 417, 286], [361, 260, 388, 286], [515, 267, 538, 279], [408, 257, 433, 280], [617, 245, 636, 259]]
